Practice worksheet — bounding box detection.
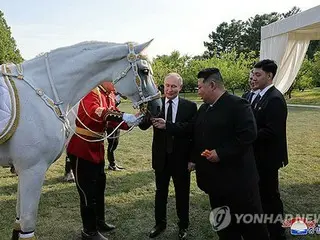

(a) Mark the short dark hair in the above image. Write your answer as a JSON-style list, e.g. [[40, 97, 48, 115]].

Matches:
[[254, 59, 278, 79], [197, 68, 223, 84]]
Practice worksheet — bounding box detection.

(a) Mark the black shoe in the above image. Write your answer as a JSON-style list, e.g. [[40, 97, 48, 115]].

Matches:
[[97, 222, 116, 233], [81, 230, 108, 240], [149, 224, 166, 238], [178, 228, 188, 240]]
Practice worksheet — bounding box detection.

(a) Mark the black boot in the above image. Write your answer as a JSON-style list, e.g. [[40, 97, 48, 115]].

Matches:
[[97, 221, 116, 233], [11, 229, 20, 240], [81, 230, 108, 240]]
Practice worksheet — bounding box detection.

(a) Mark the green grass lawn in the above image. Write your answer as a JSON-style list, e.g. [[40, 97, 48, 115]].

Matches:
[[0, 104, 319, 240], [286, 88, 320, 105]]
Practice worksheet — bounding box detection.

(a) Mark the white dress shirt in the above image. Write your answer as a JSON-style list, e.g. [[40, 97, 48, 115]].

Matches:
[[165, 96, 179, 123], [259, 84, 274, 98], [250, 89, 261, 103]]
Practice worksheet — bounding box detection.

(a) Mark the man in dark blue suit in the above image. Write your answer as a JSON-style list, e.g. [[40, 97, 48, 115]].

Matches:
[[140, 73, 197, 240], [242, 71, 260, 104], [252, 59, 288, 240]]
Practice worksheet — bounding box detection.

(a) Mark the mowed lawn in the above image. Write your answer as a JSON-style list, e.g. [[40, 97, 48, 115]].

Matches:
[[0, 103, 319, 240]]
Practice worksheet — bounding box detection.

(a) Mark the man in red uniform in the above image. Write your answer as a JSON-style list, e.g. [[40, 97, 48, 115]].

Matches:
[[67, 82, 142, 240]]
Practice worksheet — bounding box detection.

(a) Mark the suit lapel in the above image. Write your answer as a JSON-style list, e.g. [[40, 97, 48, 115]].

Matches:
[[175, 97, 183, 122], [256, 86, 275, 110], [160, 97, 165, 118]]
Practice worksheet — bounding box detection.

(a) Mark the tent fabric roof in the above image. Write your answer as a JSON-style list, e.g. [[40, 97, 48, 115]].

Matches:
[[261, 5, 320, 40], [259, 5, 320, 93]]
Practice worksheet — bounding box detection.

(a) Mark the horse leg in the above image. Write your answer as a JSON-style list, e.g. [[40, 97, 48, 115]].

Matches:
[[16, 163, 47, 240], [11, 180, 21, 240]]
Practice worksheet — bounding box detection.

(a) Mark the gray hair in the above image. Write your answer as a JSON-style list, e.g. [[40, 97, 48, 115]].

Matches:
[[164, 73, 183, 85]]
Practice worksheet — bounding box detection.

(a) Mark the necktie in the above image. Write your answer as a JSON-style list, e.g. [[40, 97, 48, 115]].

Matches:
[[252, 94, 261, 109], [248, 92, 254, 103], [166, 100, 173, 153]]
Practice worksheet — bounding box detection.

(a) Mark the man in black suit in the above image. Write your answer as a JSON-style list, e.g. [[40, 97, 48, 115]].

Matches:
[[140, 73, 197, 239], [191, 68, 269, 240], [242, 71, 260, 104], [252, 60, 288, 240]]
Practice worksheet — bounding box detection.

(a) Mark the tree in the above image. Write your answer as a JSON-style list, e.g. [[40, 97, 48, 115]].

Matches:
[[242, 12, 280, 56], [203, 7, 301, 58], [151, 51, 192, 90], [281, 6, 301, 19], [306, 41, 320, 60], [310, 51, 320, 87], [203, 20, 245, 57], [0, 10, 23, 64], [293, 57, 314, 92]]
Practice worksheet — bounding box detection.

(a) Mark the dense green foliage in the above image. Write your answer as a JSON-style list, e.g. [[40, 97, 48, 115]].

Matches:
[[152, 6, 320, 92], [0, 11, 23, 64], [152, 51, 257, 93]]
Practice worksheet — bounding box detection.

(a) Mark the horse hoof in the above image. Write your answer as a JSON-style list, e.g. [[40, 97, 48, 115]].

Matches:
[[11, 229, 20, 240]]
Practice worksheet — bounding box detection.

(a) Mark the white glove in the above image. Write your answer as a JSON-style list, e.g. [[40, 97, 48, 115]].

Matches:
[[122, 113, 144, 126], [115, 94, 121, 104]]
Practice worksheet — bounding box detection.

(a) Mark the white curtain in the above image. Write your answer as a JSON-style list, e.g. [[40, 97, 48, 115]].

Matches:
[[260, 33, 310, 94]]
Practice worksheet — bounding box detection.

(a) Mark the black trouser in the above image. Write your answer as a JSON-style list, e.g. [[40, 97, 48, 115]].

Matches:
[[69, 154, 106, 232], [106, 128, 120, 166], [65, 154, 72, 174], [154, 154, 190, 229], [209, 183, 270, 240], [258, 168, 285, 239]]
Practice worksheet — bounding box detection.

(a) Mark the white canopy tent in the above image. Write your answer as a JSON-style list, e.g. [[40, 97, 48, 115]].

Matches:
[[260, 5, 320, 94]]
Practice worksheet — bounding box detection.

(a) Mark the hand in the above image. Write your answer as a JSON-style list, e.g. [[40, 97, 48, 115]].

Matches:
[[115, 94, 121, 104], [188, 162, 196, 172], [123, 113, 144, 126], [201, 149, 220, 163], [151, 118, 166, 129]]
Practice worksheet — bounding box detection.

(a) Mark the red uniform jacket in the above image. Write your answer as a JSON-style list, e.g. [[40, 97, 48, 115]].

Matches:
[[67, 86, 128, 163]]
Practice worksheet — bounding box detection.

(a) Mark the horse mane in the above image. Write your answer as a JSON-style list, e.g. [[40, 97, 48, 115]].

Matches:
[[29, 41, 148, 63], [49, 41, 120, 54]]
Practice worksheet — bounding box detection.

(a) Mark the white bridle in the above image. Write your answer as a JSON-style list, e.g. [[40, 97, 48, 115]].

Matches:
[[1, 42, 161, 142], [113, 42, 161, 110], [2, 42, 160, 121]]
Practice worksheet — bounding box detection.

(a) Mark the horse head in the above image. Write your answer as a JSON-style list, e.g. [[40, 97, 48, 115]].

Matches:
[[20, 40, 162, 120], [110, 40, 162, 117]]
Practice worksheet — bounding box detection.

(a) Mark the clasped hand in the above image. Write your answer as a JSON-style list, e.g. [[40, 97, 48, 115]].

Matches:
[[151, 118, 166, 129]]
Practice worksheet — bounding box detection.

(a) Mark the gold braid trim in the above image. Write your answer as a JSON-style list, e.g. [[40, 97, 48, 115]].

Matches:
[[0, 65, 20, 144], [104, 109, 123, 122], [80, 87, 104, 123], [75, 127, 104, 138]]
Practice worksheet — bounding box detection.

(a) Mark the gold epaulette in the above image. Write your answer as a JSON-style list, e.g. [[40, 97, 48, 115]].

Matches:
[[91, 87, 100, 95], [98, 85, 107, 93]]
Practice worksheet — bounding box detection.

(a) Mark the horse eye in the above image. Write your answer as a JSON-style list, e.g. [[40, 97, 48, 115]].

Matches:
[[142, 69, 149, 74]]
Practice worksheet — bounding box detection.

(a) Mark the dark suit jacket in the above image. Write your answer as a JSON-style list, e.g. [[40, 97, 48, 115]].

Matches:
[[140, 97, 197, 172], [192, 92, 259, 195], [252, 86, 288, 170], [242, 91, 251, 100]]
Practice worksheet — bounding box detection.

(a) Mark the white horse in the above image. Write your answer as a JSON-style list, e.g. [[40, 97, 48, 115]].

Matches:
[[0, 40, 162, 240]]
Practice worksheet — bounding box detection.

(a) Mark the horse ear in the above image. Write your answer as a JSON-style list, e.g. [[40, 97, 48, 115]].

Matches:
[[135, 39, 154, 54]]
